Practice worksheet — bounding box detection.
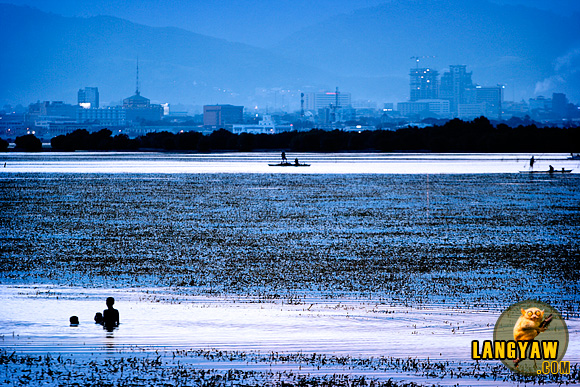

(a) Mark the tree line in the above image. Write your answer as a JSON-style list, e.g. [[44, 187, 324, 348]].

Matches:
[[3, 117, 580, 153]]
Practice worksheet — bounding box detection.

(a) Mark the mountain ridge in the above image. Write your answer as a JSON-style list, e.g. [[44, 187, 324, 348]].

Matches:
[[272, 0, 580, 101], [1, 1, 580, 108], [0, 3, 338, 108]]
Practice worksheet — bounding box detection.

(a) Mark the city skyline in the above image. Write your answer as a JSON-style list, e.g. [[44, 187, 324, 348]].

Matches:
[[1, 0, 579, 109]]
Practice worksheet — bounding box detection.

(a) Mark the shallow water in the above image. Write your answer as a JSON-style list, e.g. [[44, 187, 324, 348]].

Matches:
[[4, 285, 488, 357], [1, 153, 579, 386], [1, 285, 578, 386], [1, 151, 579, 174]]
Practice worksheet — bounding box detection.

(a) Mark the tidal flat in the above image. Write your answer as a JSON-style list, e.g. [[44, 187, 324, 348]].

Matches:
[[1, 169, 579, 386]]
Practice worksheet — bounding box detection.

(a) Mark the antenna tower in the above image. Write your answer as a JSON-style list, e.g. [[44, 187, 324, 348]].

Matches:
[[135, 58, 140, 95]]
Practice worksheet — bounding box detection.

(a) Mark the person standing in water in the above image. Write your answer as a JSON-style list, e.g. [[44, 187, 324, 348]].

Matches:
[[102, 297, 119, 330], [529, 156, 535, 169], [281, 151, 287, 163]]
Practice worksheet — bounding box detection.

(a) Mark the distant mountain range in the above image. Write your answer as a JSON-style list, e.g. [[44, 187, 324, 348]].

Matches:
[[0, 4, 335, 109], [1, 1, 579, 109]]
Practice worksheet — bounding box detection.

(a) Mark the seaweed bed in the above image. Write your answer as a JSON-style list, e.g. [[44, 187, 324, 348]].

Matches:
[[1, 348, 578, 387], [1, 173, 578, 310], [1, 172, 579, 386]]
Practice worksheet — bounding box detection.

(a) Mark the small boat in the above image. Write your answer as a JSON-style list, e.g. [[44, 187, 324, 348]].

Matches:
[[519, 169, 572, 174], [269, 162, 310, 167]]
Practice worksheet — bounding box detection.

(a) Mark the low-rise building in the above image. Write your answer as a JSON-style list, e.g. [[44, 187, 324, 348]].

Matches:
[[457, 103, 486, 119], [416, 99, 450, 116], [231, 115, 293, 134], [397, 102, 429, 117], [78, 107, 126, 126], [123, 92, 163, 123], [203, 104, 244, 129]]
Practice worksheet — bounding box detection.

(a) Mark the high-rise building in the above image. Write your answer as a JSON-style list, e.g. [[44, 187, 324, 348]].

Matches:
[[203, 105, 244, 127], [439, 65, 474, 114], [476, 86, 503, 118], [552, 93, 568, 118], [78, 87, 99, 108], [409, 68, 439, 101]]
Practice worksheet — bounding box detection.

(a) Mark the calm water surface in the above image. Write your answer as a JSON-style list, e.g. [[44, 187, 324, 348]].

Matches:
[[1, 152, 578, 174]]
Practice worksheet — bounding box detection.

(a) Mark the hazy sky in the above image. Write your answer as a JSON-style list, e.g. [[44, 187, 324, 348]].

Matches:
[[4, 0, 580, 47], [2, 0, 579, 106]]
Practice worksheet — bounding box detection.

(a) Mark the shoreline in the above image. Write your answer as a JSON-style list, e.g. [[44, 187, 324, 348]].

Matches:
[[1, 284, 578, 386]]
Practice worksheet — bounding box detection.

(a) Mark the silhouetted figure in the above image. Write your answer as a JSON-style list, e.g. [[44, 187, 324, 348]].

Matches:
[[281, 151, 287, 163], [94, 312, 103, 324], [549, 165, 554, 173], [70, 316, 79, 326], [529, 156, 535, 168], [294, 158, 299, 166], [102, 297, 119, 330]]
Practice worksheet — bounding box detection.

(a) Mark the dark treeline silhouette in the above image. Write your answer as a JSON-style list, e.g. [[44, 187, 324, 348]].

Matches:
[[8, 117, 579, 153], [0, 137, 8, 152], [51, 129, 140, 151], [14, 134, 42, 151]]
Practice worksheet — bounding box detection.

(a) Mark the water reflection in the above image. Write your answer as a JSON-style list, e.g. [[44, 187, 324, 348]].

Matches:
[[0, 152, 577, 174], [105, 328, 115, 353]]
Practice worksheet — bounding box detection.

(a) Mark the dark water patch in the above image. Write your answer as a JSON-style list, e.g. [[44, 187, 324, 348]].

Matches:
[[1, 173, 579, 313]]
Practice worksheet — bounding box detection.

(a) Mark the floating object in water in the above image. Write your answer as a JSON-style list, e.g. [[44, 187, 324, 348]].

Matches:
[[519, 169, 572, 174], [268, 162, 310, 167], [70, 316, 79, 326]]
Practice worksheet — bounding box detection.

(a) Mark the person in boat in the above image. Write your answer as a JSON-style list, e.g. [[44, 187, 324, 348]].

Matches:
[[294, 158, 299, 166], [102, 297, 120, 330], [281, 151, 287, 163], [549, 165, 554, 173], [529, 156, 535, 168]]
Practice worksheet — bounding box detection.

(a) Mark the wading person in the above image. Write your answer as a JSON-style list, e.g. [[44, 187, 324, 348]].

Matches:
[[103, 297, 119, 330]]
